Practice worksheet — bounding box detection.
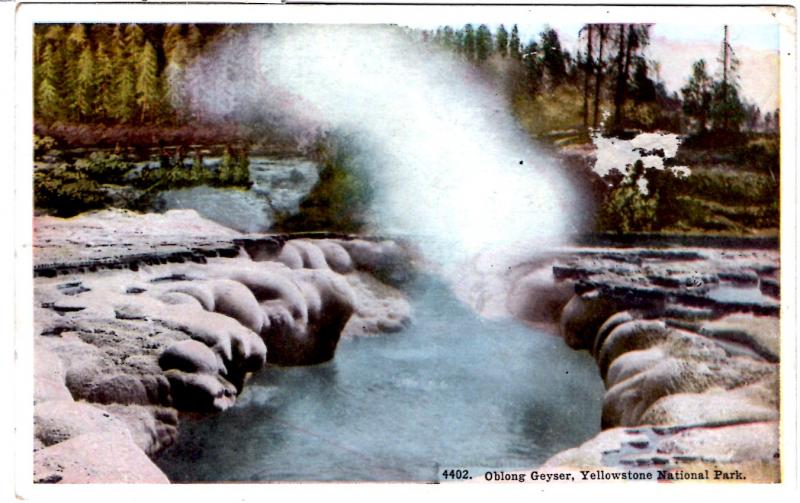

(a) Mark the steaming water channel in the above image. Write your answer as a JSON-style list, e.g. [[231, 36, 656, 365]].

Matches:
[[155, 276, 604, 482]]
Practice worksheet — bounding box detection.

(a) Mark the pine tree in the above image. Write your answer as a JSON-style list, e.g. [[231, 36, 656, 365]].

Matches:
[[495, 24, 509, 57], [463, 24, 476, 62], [612, 25, 650, 129], [441, 26, 455, 50], [186, 24, 203, 59], [475, 24, 493, 62], [540, 27, 567, 86], [165, 38, 189, 121], [124, 23, 145, 50], [136, 40, 161, 122], [109, 24, 141, 122], [63, 24, 89, 120], [681, 60, 713, 133], [42, 26, 67, 106], [581, 24, 594, 129], [36, 43, 62, 120], [75, 45, 96, 121], [36, 78, 61, 122], [94, 41, 115, 120], [711, 80, 745, 132], [592, 25, 609, 129], [631, 57, 656, 103], [43, 25, 66, 46], [453, 29, 464, 55], [524, 41, 545, 96], [712, 25, 744, 132], [114, 62, 137, 123], [163, 23, 183, 60], [33, 28, 46, 92], [509, 24, 521, 60]]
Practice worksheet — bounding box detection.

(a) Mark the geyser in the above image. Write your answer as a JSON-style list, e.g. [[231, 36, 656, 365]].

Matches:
[[182, 24, 580, 265]]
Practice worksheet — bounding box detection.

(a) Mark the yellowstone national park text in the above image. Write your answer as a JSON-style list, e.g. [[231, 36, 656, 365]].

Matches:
[[475, 469, 748, 483]]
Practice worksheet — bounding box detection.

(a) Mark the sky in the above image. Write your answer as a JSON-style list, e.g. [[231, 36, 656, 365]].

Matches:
[[404, 21, 781, 111]]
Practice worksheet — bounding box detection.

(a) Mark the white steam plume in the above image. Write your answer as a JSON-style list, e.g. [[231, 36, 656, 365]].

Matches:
[[183, 25, 581, 266]]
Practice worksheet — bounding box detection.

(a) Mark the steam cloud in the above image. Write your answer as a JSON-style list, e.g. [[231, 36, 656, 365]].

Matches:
[[182, 25, 580, 265]]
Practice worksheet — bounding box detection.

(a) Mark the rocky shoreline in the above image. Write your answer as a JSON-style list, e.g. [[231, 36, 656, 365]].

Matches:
[[32, 209, 781, 483], [495, 244, 781, 481], [33, 210, 414, 483]]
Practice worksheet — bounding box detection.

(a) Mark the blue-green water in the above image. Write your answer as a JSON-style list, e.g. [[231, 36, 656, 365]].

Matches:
[[155, 278, 603, 482]]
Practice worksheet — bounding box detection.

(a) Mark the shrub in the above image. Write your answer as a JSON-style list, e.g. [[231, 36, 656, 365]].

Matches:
[[597, 183, 658, 233], [732, 136, 779, 177], [278, 130, 374, 233], [513, 84, 586, 136], [83, 152, 133, 184], [34, 135, 56, 159], [34, 164, 107, 216], [684, 169, 777, 206]]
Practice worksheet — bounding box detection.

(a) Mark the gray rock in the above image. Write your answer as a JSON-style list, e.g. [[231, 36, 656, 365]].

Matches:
[[34, 400, 130, 448], [164, 369, 237, 412], [559, 291, 620, 350], [596, 319, 671, 378], [316, 240, 355, 274], [158, 339, 225, 375], [211, 279, 265, 333], [34, 431, 170, 484]]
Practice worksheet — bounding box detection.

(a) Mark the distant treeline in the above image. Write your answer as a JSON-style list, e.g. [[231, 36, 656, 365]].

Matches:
[[421, 23, 778, 137], [34, 22, 779, 140], [33, 23, 232, 125]]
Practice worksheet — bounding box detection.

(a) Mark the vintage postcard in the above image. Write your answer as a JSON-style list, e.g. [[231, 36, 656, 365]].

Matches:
[[11, 0, 798, 498]]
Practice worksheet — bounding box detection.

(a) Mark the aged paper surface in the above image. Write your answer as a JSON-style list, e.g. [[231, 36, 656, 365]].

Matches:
[[10, 0, 799, 500]]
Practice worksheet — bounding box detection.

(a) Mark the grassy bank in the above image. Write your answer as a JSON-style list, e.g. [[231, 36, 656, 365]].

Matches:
[[34, 142, 253, 217]]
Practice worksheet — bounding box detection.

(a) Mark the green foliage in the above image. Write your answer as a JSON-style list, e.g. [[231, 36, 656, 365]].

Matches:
[[33, 23, 215, 127], [163, 24, 183, 59], [36, 43, 61, 120], [539, 27, 567, 86], [598, 183, 658, 233], [74, 46, 96, 120], [35, 145, 253, 216], [82, 152, 133, 183], [732, 136, 779, 177], [36, 78, 60, 121], [475, 24, 493, 63], [522, 41, 544, 96], [124, 23, 145, 49], [509, 24, 521, 60], [212, 147, 251, 187], [674, 196, 778, 231], [165, 38, 189, 118], [495, 24, 509, 57], [710, 81, 746, 132], [136, 41, 161, 122], [683, 168, 776, 206], [279, 130, 374, 233], [34, 163, 107, 216], [596, 161, 778, 234], [513, 84, 585, 135], [114, 62, 137, 123], [630, 58, 656, 103], [34, 135, 56, 159], [94, 41, 115, 120], [462, 24, 476, 62]]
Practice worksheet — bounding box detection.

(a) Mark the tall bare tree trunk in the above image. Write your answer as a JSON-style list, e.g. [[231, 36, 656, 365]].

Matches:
[[582, 25, 594, 129], [593, 25, 607, 129], [722, 24, 730, 131], [621, 26, 634, 118], [613, 24, 626, 130]]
